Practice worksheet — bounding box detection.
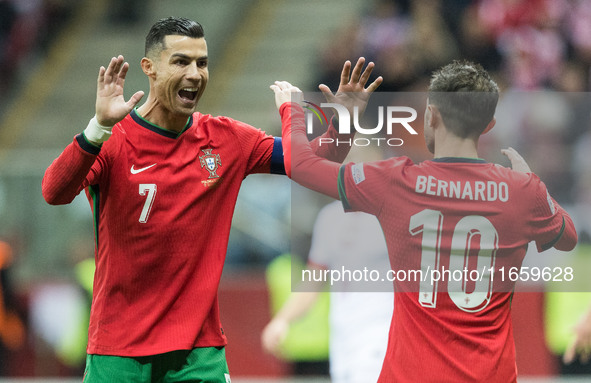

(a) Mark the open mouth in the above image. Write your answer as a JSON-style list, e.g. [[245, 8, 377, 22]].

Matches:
[[178, 87, 198, 103]]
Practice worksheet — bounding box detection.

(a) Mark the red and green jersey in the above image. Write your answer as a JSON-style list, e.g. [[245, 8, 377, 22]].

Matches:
[[43, 109, 286, 356], [338, 157, 576, 383]]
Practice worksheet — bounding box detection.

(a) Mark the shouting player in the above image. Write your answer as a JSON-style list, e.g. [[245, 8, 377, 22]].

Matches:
[[42, 17, 381, 382], [273, 61, 577, 382]]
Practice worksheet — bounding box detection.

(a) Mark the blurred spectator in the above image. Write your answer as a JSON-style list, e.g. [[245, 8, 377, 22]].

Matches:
[[0, 0, 18, 97], [0, 240, 25, 376], [0, 0, 78, 106]]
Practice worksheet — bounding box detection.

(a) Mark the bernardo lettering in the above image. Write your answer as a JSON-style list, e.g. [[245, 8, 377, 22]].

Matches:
[[415, 175, 509, 202]]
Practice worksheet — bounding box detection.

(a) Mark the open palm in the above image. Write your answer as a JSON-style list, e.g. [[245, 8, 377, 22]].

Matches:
[[95, 55, 144, 126], [319, 57, 382, 118]]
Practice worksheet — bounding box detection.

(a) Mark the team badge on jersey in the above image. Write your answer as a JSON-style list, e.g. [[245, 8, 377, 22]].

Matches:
[[199, 148, 222, 179]]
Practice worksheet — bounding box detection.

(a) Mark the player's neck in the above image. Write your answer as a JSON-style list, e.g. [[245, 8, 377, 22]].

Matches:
[[433, 136, 479, 160], [137, 99, 191, 133]]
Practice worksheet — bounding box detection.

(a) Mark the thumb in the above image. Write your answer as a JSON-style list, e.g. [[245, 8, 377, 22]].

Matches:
[[318, 84, 332, 95], [126, 90, 145, 110]]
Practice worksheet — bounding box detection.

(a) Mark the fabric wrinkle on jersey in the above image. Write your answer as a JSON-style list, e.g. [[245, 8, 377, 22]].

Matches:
[[338, 156, 571, 383]]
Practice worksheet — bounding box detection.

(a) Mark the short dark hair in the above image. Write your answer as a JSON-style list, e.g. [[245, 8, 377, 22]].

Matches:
[[145, 17, 204, 57], [428, 60, 499, 138]]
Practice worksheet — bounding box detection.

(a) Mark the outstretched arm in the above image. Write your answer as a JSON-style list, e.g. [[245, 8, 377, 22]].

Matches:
[[42, 56, 144, 205], [277, 100, 341, 199], [272, 58, 381, 196], [272, 58, 382, 175]]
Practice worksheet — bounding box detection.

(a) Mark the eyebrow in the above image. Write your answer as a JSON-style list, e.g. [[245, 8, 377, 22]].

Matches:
[[170, 53, 208, 61]]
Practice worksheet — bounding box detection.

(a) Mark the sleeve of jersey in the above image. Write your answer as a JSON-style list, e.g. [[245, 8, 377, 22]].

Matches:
[[280, 102, 340, 199], [280, 102, 355, 178], [231, 119, 285, 175], [42, 134, 105, 205], [337, 158, 404, 216], [528, 175, 577, 252]]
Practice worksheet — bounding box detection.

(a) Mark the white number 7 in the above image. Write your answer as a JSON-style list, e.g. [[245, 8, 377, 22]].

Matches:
[[138, 184, 157, 223]]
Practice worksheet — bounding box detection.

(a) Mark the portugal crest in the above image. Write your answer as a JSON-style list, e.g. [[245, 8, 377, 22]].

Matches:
[[199, 148, 222, 179]]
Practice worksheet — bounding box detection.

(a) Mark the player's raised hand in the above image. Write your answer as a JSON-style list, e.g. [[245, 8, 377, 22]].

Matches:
[[261, 318, 289, 356], [501, 147, 532, 173], [319, 57, 383, 118], [96, 55, 144, 127], [270, 81, 303, 110]]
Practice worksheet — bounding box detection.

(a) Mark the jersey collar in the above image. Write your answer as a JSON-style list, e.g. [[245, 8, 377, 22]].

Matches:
[[130, 109, 193, 139], [431, 157, 487, 163]]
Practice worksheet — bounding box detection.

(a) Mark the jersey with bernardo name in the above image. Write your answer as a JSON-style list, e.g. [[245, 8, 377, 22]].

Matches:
[[44, 109, 282, 356], [338, 156, 574, 383], [415, 175, 509, 202]]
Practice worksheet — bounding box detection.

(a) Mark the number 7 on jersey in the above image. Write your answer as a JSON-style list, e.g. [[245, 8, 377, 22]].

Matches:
[[138, 184, 157, 223]]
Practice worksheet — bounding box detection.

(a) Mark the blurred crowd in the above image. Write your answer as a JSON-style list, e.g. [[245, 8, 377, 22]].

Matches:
[[316, 0, 591, 240], [0, 0, 78, 106]]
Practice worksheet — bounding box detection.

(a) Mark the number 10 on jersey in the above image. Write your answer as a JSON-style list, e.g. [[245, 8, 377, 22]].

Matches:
[[409, 209, 498, 313]]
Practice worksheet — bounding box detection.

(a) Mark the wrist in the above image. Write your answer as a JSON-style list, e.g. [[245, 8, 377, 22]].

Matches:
[[83, 115, 114, 145]]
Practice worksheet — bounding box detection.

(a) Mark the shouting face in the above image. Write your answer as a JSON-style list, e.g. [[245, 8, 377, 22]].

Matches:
[[143, 35, 209, 118]]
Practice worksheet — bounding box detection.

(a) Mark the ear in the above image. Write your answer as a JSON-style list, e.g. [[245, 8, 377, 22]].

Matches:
[[482, 117, 496, 135], [427, 104, 441, 129], [141, 57, 156, 78]]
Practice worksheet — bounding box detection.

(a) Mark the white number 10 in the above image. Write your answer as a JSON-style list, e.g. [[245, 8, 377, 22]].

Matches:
[[409, 209, 498, 313], [138, 184, 157, 223]]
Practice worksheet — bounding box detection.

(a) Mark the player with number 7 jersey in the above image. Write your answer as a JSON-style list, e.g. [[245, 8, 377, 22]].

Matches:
[[274, 60, 577, 382], [42, 102, 364, 357]]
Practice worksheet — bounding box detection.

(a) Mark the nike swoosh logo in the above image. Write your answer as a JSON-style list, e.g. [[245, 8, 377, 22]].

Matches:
[[130, 164, 156, 174]]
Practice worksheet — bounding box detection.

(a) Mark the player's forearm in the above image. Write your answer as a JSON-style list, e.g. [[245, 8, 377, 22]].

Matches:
[[42, 136, 97, 205], [274, 290, 321, 324], [310, 116, 354, 163], [280, 103, 340, 199]]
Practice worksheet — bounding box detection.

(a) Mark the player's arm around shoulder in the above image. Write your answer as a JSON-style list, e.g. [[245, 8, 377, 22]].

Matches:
[[502, 147, 577, 252]]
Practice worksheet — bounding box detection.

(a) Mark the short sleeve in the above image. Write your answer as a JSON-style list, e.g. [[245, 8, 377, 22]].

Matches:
[[527, 175, 567, 252], [337, 157, 413, 216], [228, 118, 277, 175]]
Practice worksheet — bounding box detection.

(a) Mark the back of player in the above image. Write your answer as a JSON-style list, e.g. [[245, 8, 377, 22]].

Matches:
[[273, 59, 577, 382], [338, 156, 570, 382]]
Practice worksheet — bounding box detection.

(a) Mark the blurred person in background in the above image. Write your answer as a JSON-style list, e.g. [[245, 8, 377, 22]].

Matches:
[[262, 200, 392, 383], [41, 16, 381, 382], [0, 240, 25, 376], [263, 252, 331, 376]]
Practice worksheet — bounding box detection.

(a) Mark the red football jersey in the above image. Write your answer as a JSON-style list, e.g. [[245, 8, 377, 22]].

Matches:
[[43, 110, 285, 356], [338, 157, 576, 382]]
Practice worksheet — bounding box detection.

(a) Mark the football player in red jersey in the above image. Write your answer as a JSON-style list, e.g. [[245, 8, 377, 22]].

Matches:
[[275, 60, 577, 382], [42, 17, 382, 383]]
